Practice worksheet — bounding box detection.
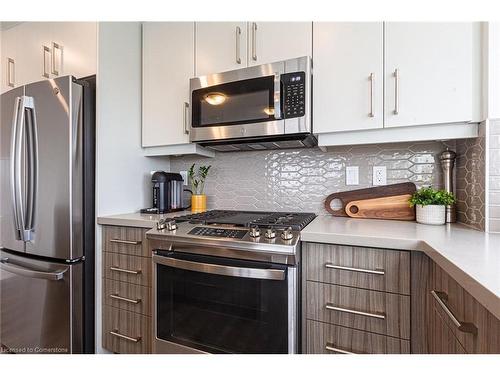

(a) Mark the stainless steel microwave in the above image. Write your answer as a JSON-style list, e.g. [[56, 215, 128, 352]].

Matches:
[[189, 56, 315, 152]]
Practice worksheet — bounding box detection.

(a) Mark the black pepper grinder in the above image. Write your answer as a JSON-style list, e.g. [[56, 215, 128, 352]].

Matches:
[[440, 149, 457, 223]]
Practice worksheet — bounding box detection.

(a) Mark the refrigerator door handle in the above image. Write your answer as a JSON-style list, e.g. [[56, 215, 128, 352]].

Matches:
[[24, 98, 38, 239], [0, 257, 67, 281], [10, 97, 25, 241]]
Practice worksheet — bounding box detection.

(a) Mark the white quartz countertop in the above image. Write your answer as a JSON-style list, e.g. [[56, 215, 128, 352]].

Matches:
[[96, 211, 193, 228], [301, 215, 500, 320]]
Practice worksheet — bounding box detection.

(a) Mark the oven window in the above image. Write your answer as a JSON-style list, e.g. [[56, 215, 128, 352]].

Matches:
[[191, 76, 276, 128], [156, 252, 288, 354]]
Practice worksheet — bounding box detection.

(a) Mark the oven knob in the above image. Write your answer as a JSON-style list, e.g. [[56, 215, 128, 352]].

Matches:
[[249, 227, 260, 238], [166, 220, 178, 231], [264, 228, 276, 239], [281, 227, 294, 241]]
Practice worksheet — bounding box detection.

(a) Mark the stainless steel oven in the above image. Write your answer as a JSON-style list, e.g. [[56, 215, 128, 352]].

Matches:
[[152, 241, 299, 354], [189, 56, 314, 151]]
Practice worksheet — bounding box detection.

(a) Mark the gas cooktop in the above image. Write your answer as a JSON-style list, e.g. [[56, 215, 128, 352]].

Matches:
[[170, 210, 316, 231]]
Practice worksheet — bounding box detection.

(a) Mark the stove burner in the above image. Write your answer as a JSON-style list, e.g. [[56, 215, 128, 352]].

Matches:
[[171, 210, 316, 231]]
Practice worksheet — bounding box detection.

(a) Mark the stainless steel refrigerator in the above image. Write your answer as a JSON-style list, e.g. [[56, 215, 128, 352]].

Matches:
[[0, 75, 95, 354]]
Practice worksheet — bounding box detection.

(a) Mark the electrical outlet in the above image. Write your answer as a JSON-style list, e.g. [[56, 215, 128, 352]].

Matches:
[[180, 170, 188, 185], [345, 166, 359, 185], [373, 166, 387, 186]]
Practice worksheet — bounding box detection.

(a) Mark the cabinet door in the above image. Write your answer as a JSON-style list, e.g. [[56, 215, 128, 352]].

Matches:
[[247, 22, 312, 66], [195, 22, 247, 76], [428, 304, 467, 354], [142, 22, 194, 147], [1, 28, 19, 93], [313, 22, 383, 133], [384, 22, 474, 127], [51, 22, 97, 79]]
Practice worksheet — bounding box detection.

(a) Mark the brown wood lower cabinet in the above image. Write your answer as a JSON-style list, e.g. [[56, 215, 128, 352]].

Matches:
[[103, 306, 151, 354], [101, 224, 152, 354], [306, 320, 410, 354]]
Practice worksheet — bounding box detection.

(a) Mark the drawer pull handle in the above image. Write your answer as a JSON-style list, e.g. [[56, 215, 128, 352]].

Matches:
[[109, 330, 141, 343], [110, 266, 141, 275], [109, 294, 141, 304], [325, 263, 385, 275], [430, 290, 478, 334], [325, 303, 386, 320], [110, 239, 142, 245], [325, 343, 358, 354]]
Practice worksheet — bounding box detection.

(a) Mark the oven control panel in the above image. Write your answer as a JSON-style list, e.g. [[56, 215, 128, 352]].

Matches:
[[282, 72, 306, 119], [188, 227, 247, 239]]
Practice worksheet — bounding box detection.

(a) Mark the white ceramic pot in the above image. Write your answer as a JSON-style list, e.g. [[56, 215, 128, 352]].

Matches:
[[416, 205, 446, 225]]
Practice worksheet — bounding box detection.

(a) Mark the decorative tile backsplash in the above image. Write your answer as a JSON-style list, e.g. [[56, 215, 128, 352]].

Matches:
[[488, 119, 500, 233], [171, 141, 448, 215], [455, 133, 486, 231]]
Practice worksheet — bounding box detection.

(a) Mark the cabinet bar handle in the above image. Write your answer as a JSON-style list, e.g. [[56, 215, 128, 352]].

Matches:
[[110, 266, 141, 275], [251, 22, 257, 61], [369, 73, 375, 117], [325, 263, 385, 275], [110, 239, 141, 245], [51, 42, 62, 76], [109, 330, 141, 343], [325, 343, 358, 354], [325, 303, 386, 320], [235, 26, 242, 64], [42, 46, 51, 78], [183, 102, 189, 135], [7, 58, 15, 87], [393, 68, 399, 115], [109, 294, 141, 304], [430, 291, 478, 334]]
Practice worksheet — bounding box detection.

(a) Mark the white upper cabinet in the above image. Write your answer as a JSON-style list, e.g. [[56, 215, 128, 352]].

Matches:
[[142, 22, 194, 147], [313, 22, 384, 133], [195, 22, 247, 76], [247, 22, 312, 66], [384, 22, 474, 127], [1, 22, 96, 93]]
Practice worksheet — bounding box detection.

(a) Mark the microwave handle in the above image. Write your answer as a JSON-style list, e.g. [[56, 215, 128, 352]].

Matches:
[[274, 72, 282, 120]]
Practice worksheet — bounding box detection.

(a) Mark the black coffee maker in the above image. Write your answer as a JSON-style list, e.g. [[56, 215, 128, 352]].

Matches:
[[141, 171, 190, 214]]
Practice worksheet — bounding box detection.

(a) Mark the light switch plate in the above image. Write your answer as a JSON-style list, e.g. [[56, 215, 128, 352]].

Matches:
[[373, 166, 387, 186], [346, 166, 359, 185]]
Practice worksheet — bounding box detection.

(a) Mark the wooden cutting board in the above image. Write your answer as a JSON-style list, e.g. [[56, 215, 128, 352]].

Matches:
[[324, 182, 417, 217], [345, 194, 415, 221]]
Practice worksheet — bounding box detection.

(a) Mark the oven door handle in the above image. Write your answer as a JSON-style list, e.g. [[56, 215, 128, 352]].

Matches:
[[152, 254, 285, 281]]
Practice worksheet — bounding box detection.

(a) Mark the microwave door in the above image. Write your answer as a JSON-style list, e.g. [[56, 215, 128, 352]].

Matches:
[[0, 86, 27, 254]]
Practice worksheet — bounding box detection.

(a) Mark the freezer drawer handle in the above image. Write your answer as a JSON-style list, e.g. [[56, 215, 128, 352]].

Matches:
[[110, 266, 141, 275], [325, 263, 385, 275], [110, 239, 142, 245], [325, 303, 386, 320], [430, 290, 478, 334], [109, 294, 141, 305], [153, 254, 285, 280], [325, 343, 359, 354], [109, 330, 141, 343], [0, 258, 67, 281]]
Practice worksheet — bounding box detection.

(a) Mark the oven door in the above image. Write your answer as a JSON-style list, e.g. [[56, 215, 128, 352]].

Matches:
[[153, 250, 296, 354]]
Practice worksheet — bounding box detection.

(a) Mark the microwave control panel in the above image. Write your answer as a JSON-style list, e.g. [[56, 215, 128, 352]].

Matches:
[[282, 72, 306, 119]]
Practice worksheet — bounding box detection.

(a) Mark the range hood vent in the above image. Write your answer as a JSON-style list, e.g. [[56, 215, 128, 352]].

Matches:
[[198, 134, 318, 152]]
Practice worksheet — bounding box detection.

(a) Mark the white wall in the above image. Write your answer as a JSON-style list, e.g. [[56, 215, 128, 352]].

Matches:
[[95, 22, 169, 353]]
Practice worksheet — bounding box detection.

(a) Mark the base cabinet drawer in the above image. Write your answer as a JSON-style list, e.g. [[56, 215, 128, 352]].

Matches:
[[428, 304, 467, 354], [103, 252, 152, 286], [103, 279, 151, 316], [103, 306, 151, 354], [305, 242, 410, 295], [306, 320, 410, 354], [306, 281, 410, 339], [103, 225, 149, 257]]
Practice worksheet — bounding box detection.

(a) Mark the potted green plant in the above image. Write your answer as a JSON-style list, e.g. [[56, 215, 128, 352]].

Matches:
[[188, 163, 211, 212], [409, 187, 456, 225]]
